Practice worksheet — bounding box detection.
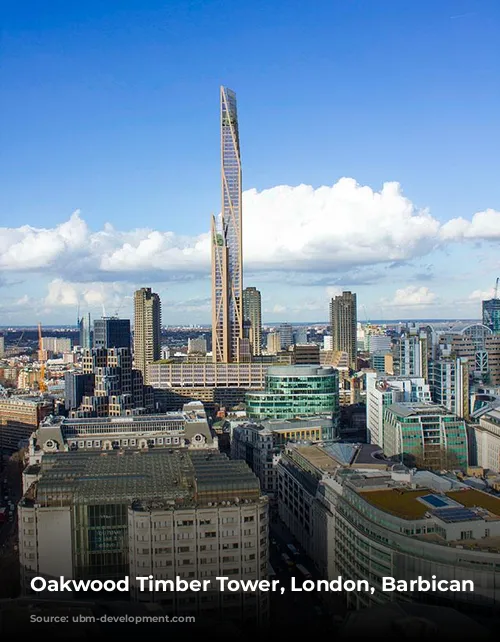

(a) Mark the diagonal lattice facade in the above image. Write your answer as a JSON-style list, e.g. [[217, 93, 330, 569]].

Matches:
[[212, 87, 243, 362]]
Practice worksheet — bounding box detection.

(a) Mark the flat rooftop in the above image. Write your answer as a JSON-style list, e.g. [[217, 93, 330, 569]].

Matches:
[[22, 449, 261, 508], [292, 443, 390, 472], [360, 487, 500, 520], [386, 402, 451, 418]]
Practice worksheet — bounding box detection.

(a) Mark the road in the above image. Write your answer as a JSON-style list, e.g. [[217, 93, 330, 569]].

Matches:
[[267, 515, 346, 635], [0, 455, 21, 598]]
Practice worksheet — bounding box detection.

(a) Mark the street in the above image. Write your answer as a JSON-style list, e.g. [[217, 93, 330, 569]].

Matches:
[[268, 514, 346, 634]]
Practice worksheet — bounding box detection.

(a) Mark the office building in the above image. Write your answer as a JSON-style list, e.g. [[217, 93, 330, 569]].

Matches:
[[439, 323, 500, 386], [64, 372, 93, 411], [483, 297, 500, 334], [212, 87, 244, 363], [148, 361, 269, 410], [19, 449, 269, 624], [187, 336, 207, 355], [399, 328, 429, 380], [25, 402, 216, 472], [66, 347, 154, 417], [243, 287, 262, 357], [78, 313, 91, 350], [134, 287, 161, 384], [383, 402, 468, 470], [0, 396, 53, 452], [367, 335, 392, 354], [246, 365, 340, 425], [40, 337, 72, 354], [266, 332, 281, 355], [93, 317, 131, 350], [474, 409, 500, 472], [0, 335, 4, 358], [277, 443, 500, 612], [231, 417, 336, 496], [365, 373, 431, 449], [371, 351, 393, 374], [330, 292, 357, 370], [278, 323, 293, 350], [323, 335, 333, 351], [293, 327, 308, 345], [429, 357, 469, 419], [291, 343, 320, 365]]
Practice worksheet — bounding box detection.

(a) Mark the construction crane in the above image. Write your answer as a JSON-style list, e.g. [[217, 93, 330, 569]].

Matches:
[[37, 322, 47, 393]]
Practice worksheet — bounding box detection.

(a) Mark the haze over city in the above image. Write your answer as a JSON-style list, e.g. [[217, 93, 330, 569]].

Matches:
[[2, 0, 500, 326]]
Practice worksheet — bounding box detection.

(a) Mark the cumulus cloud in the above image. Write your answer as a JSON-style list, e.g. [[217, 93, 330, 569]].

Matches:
[[387, 286, 437, 308], [469, 288, 496, 301], [1, 179, 499, 284], [45, 279, 131, 313]]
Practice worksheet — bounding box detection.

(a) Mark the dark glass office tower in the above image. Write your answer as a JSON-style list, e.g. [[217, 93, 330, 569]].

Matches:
[[93, 317, 131, 350]]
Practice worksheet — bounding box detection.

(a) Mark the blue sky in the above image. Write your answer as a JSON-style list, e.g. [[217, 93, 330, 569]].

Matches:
[[1, 0, 500, 325]]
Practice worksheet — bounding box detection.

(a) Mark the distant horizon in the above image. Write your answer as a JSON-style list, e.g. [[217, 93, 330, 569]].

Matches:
[[0, 317, 482, 331]]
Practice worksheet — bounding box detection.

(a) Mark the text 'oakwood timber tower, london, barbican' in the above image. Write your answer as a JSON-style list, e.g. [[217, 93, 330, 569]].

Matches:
[[211, 87, 247, 363]]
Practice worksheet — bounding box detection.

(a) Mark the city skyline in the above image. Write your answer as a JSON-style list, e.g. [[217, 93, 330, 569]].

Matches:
[[1, 1, 500, 325]]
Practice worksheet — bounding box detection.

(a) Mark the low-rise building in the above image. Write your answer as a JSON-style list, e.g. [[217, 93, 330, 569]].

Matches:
[[0, 396, 53, 452], [383, 402, 469, 471], [25, 401, 216, 474]]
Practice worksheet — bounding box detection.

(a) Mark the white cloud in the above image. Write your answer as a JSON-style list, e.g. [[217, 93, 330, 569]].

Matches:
[[387, 286, 437, 307], [440, 209, 500, 241], [2, 178, 498, 284], [44, 279, 130, 314], [468, 288, 496, 301]]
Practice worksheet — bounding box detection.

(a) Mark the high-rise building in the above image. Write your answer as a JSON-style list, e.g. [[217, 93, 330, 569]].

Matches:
[[0, 335, 5, 358], [365, 373, 431, 449], [278, 323, 293, 350], [93, 317, 131, 350], [266, 332, 281, 355], [429, 357, 469, 419], [243, 287, 262, 356], [78, 313, 91, 350], [41, 337, 72, 353], [330, 292, 357, 370], [399, 327, 429, 380], [211, 87, 244, 363], [66, 347, 154, 417], [134, 287, 161, 384], [483, 297, 500, 334]]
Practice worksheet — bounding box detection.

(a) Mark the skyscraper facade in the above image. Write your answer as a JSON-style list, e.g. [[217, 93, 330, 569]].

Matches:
[[330, 291, 357, 370], [483, 297, 500, 334], [134, 288, 161, 384], [243, 286, 262, 356], [78, 313, 91, 350], [93, 317, 131, 350], [211, 86, 244, 363]]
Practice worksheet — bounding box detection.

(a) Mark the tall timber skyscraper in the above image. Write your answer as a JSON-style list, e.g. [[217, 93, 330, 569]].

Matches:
[[212, 86, 244, 363]]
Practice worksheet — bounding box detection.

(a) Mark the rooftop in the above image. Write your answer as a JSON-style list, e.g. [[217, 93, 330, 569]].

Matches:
[[360, 487, 500, 520], [22, 449, 261, 508], [386, 402, 455, 418]]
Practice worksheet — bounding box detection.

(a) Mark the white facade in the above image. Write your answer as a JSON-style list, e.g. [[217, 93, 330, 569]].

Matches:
[[475, 409, 500, 472], [277, 446, 500, 612], [129, 501, 269, 622], [365, 373, 431, 449], [323, 335, 333, 351]]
